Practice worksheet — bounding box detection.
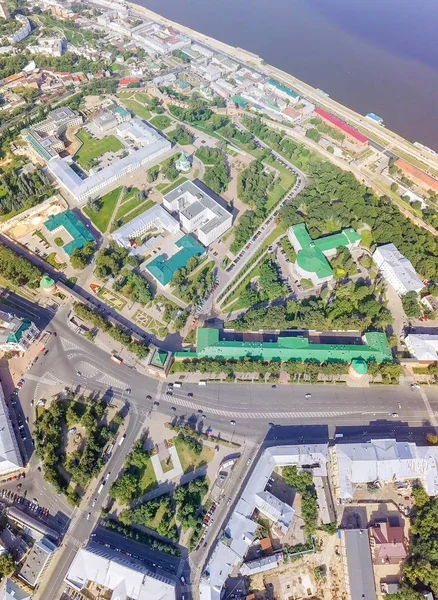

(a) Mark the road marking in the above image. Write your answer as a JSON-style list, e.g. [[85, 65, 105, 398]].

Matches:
[[419, 387, 438, 427], [25, 373, 63, 386], [59, 337, 81, 352], [97, 373, 126, 388], [160, 393, 365, 419]]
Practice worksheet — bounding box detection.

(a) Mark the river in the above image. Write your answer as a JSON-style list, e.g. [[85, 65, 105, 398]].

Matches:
[[133, 0, 438, 150]]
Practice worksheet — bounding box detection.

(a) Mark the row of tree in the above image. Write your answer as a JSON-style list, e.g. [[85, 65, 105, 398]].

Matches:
[[104, 519, 180, 556], [0, 168, 53, 216], [0, 244, 41, 287]]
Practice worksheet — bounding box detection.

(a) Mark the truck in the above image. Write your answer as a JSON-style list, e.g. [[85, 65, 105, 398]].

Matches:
[[97, 483, 104, 494], [118, 434, 126, 446], [110, 355, 123, 365]]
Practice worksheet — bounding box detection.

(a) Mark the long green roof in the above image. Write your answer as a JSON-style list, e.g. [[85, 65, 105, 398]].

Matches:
[[44, 210, 94, 256], [175, 328, 392, 363], [146, 234, 205, 286]]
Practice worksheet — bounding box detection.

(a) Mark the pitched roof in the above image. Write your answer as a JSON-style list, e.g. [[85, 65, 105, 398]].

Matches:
[[44, 210, 94, 255]]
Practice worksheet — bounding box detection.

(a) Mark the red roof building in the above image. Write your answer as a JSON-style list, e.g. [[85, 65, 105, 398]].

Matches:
[[370, 521, 407, 565], [119, 78, 140, 86], [314, 107, 369, 145]]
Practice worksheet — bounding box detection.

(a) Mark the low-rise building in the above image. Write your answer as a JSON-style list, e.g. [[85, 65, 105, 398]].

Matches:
[[163, 180, 232, 246], [288, 223, 361, 285], [405, 333, 438, 363], [0, 310, 39, 354], [314, 108, 369, 147], [64, 544, 176, 599], [18, 537, 57, 588], [373, 243, 423, 296], [395, 158, 438, 194], [175, 328, 392, 364], [44, 209, 94, 256], [145, 233, 205, 286], [254, 490, 294, 536], [7, 507, 60, 542], [340, 529, 376, 600], [265, 79, 300, 103], [370, 521, 407, 565], [240, 555, 279, 576], [334, 439, 438, 500], [0, 579, 31, 600]]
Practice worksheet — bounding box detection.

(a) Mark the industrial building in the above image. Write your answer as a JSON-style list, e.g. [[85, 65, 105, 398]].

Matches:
[[314, 108, 369, 147], [395, 158, 438, 194], [372, 243, 423, 296], [288, 223, 361, 285], [0, 310, 39, 354], [405, 333, 438, 363], [64, 544, 176, 600], [23, 107, 83, 162], [44, 209, 94, 256], [333, 439, 438, 500], [0, 384, 23, 477], [18, 537, 57, 588], [175, 328, 392, 364], [200, 445, 328, 600], [145, 234, 205, 286], [48, 119, 172, 203], [163, 180, 232, 246], [340, 529, 376, 600], [111, 203, 179, 256]]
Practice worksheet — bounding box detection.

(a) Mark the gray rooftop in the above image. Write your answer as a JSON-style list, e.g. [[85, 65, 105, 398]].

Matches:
[[0, 384, 23, 475], [111, 203, 179, 249], [18, 537, 57, 588], [373, 243, 423, 292], [343, 529, 376, 600], [0, 579, 31, 600]]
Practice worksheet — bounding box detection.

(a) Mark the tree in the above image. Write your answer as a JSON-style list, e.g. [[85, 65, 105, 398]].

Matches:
[[0, 553, 15, 578], [306, 128, 321, 142], [147, 166, 159, 183], [168, 125, 193, 145], [401, 291, 421, 318]]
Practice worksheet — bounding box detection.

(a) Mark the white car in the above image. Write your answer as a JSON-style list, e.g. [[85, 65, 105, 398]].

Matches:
[[87, 512, 91, 521]]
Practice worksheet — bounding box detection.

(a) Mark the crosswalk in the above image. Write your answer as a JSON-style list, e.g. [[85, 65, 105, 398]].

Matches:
[[160, 393, 353, 419]]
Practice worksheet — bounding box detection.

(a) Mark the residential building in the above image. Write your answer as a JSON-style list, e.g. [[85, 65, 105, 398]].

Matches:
[[240, 555, 279, 576], [0, 0, 10, 20], [370, 521, 407, 565], [9, 15, 31, 44], [340, 529, 376, 600], [334, 439, 438, 500], [28, 37, 65, 57], [200, 445, 328, 600], [373, 243, 423, 296], [44, 209, 94, 256], [175, 328, 392, 364], [0, 579, 31, 600], [395, 158, 438, 194], [24, 107, 83, 162], [288, 223, 361, 285], [265, 79, 300, 103], [111, 203, 179, 256], [0, 384, 23, 477], [405, 333, 438, 363], [314, 108, 369, 147], [64, 544, 176, 599], [0, 310, 39, 354], [145, 234, 205, 286], [163, 180, 232, 246], [254, 490, 294, 535], [18, 537, 57, 588], [48, 119, 172, 203]]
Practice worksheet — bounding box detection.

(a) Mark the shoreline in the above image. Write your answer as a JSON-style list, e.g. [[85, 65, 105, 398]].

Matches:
[[116, 0, 438, 174]]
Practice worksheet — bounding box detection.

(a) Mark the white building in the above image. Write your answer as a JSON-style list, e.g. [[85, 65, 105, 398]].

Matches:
[[334, 439, 438, 501], [0, 384, 23, 477], [405, 334, 438, 362], [373, 244, 423, 296], [9, 15, 31, 44], [200, 444, 328, 600], [48, 119, 172, 203], [240, 555, 279, 576], [203, 65, 222, 83], [163, 180, 232, 246], [18, 537, 57, 588], [0, 310, 39, 354], [25, 107, 83, 161], [254, 490, 294, 535], [65, 544, 176, 600], [28, 37, 65, 57], [111, 203, 179, 255]]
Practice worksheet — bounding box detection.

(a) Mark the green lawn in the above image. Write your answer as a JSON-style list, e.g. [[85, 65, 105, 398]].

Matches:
[[118, 98, 151, 120], [155, 183, 168, 192], [265, 158, 296, 212], [174, 437, 215, 474], [75, 130, 123, 170], [159, 177, 188, 195], [136, 93, 153, 104], [83, 187, 121, 232], [195, 148, 220, 165], [116, 196, 143, 220], [149, 115, 172, 130], [140, 456, 158, 494]]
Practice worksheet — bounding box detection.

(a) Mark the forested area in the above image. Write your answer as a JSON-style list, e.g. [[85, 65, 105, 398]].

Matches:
[[0, 245, 41, 287], [168, 124, 193, 145], [110, 440, 155, 505], [113, 271, 152, 305], [203, 154, 229, 193], [0, 169, 53, 216], [172, 259, 215, 308]]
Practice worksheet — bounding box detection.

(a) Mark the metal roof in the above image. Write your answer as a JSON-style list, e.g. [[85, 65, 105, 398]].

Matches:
[[44, 209, 94, 255], [111, 204, 179, 249], [373, 243, 423, 293], [0, 385, 22, 476], [146, 234, 205, 286], [314, 108, 369, 144], [343, 529, 376, 600]]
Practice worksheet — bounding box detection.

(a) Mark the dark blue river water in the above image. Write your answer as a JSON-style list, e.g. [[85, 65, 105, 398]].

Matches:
[[136, 0, 438, 150]]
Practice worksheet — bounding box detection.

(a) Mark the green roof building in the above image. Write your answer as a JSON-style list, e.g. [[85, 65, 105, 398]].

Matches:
[[44, 210, 95, 256], [267, 79, 299, 99], [145, 234, 205, 286], [232, 95, 248, 108], [40, 275, 55, 291], [174, 328, 392, 364], [288, 223, 361, 285]]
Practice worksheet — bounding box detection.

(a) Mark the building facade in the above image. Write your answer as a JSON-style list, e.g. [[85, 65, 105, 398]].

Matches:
[[0, 384, 23, 478]]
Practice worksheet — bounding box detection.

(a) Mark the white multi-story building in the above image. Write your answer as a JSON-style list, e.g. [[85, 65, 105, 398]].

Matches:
[[28, 37, 65, 57], [48, 119, 172, 203], [0, 310, 39, 354], [9, 15, 31, 44], [163, 180, 232, 246], [0, 383, 23, 477], [24, 107, 83, 161], [373, 243, 423, 296]]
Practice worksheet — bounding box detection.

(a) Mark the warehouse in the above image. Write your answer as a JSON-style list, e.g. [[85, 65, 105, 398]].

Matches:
[[174, 328, 392, 364], [314, 108, 369, 147]]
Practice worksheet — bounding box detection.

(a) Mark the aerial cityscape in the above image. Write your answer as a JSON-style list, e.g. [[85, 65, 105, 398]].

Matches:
[[0, 0, 437, 599]]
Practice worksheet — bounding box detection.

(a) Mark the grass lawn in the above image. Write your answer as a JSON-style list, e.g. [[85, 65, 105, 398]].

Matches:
[[149, 115, 172, 130], [160, 177, 188, 195], [118, 98, 151, 121], [174, 437, 215, 474], [136, 92, 153, 104], [155, 183, 168, 192], [116, 196, 143, 220], [265, 158, 296, 212], [114, 199, 155, 229], [75, 130, 122, 170], [83, 187, 121, 233], [140, 457, 158, 494], [45, 252, 66, 270]]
